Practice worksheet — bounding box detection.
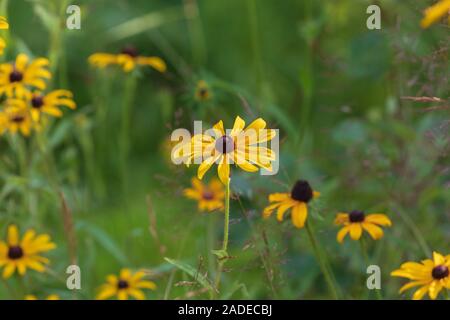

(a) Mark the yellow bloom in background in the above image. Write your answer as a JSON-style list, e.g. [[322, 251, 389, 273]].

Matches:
[[334, 210, 392, 243], [0, 16, 8, 56], [0, 99, 34, 136], [391, 251, 450, 300], [0, 225, 56, 279], [184, 177, 225, 212], [89, 46, 166, 73], [263, 180, 320, 229], [421, 0, 450, 28], [194, 80, 212, 102], [29, 90, 76, 121], [96, 268, 157, 300], [174, 116, 276, 185], [0, 16, 8, 29], [25, 294, 60, 300], [0, 54, 51, 99]]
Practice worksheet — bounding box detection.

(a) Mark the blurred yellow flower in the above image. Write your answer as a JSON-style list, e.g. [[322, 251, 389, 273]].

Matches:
[[25, 294, 60, 300], [195, 80, 212, 102], [263, 180, 320, 229], [0, 16, 8, 55], [334, 211, 392, 243], [421, 0, 450, 28], [174, 116, 276, 185], [0, 99, 34, 136], [0, 225, 56, 279], [0, 54, 51, 99], [29, 90, 76, 121], [89, 46, 166, 73], [96, 268, 156, 300], [391, 251, 450, 300], [184, 177, 225, 212]]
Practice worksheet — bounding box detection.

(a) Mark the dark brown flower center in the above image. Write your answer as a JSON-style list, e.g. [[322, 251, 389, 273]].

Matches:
[[349, 210, 365, 223], [31, 96, 44, 109], [432, 265, 449, 280], [11, 115, 25, 123], [117, 280, 129, 289], [198, 88, 209, 99], [215, 135, 234, 154], [9, 70, 23, 83], [121, 46, 138, 58], [8, 246, 24, 260], [290, 180, 313, 202], [202, 190, 214, 200]]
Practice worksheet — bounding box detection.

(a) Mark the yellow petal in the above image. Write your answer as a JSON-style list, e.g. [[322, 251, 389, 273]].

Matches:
[[362, 222, 384, 240], [217, 160, 230, 185], [349, 223, 362, 240], [7, 225, 19, 246], [291, 202, 307, 228], [336, 225, 350, 243], [365, 214, 392, 226]]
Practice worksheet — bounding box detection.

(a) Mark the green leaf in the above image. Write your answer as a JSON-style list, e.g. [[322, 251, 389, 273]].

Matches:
[[76, 221, 128, 265], [164, 257, 214, 292]]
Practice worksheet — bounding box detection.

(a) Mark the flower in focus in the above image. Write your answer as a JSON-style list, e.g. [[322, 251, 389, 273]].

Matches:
[[391, 251, 450, 300], [263, 180, 320, 229], [89, 46, 166, 73], [184, 177, 225, 212], [25, 294, 60, 300], [96, 268, 157, 300], [0, 99, 34, 136], [334, 210, 392, 243], [0, 54, 51, 99], [173, 116, 276, 185], [0, 225, 56, 279], [194, 80, 212, 102], [421, 0, 450, 28], [28, 90, 76, 121]]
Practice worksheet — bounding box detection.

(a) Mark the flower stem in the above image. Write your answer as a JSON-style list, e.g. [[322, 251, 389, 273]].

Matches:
[[305, 220, 339, 299], [360, 237, 383, 300], [213, 178, 230, 299]]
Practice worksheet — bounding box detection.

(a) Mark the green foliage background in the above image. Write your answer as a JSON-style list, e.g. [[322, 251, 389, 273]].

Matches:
[[0, 0, 448, 299]]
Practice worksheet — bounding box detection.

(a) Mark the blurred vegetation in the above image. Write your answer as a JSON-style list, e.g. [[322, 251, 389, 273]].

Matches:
[[0, 0, 448, 299]]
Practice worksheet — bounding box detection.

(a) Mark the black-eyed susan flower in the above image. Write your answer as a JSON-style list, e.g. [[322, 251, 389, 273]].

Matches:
[[391, 251, 450, 300], [421, 0, 450, 28], [96, 268, 157, 300], [263, 180, 320, 229], [28, 90, 76, 121], [0, 54, 51, 99], [25, 294, 60, 300], [194, 80, 212, 102], [0, 99, 34, 136], [184, 177, 225, 212], [174, 116, 276, 185], [334, 210, 392, 243], [0, 225, 56, 279], [88, 46, 166, 73]]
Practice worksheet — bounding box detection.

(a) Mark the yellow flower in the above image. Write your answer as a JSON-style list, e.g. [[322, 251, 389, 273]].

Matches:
[[96, 268, 157, 300], [0, 16, 8, 56], [29, 90, 76, 121], [0, 16, 8, 29], [25, 294, 60, 300], [391, 251, 450, 300], [195, 80, 212, 102], [89, 46, 166, 73], [421, 0, 450, 28], [0, 99, 34, 136], [0, 225, 56, 279], [184, 177, 225, 212], [0, 54, 51, 99], [334, 211, 392, 243], [263, 180, 320, 229], [174, 116, 276, 185]]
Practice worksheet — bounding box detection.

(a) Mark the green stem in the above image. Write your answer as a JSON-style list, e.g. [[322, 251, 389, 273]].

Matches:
[[213, 178, 230, 299], [360, 238, 382, 300], [119, 74, 137, 195], [305, 220, 339, 299]]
